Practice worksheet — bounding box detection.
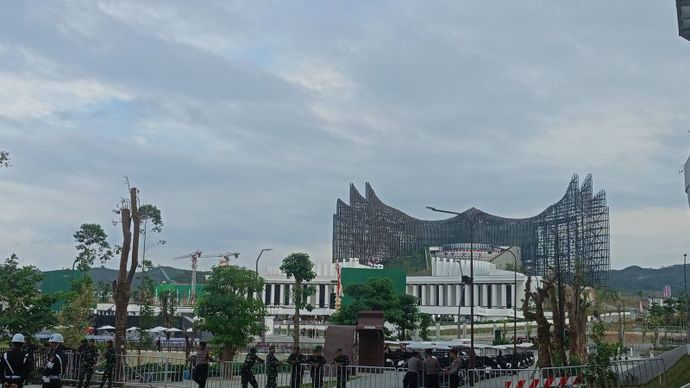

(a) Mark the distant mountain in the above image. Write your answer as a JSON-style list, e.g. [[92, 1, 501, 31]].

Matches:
[[609, 264, 690, 296]]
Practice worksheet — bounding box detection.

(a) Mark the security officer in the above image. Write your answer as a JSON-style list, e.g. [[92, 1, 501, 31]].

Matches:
[[265, 346, 280, 388], [307, 346, 326, 388], [240, 348, 264, 388], [98, 340, 115, 388], [333, 348, 349, 388], [1, 334, 32, 388], [76, 339, 98, 388], [42, 333, 66, 388], [286, 346, 304, 388]]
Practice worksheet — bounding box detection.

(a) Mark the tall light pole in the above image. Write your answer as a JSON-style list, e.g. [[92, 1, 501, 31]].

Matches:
[[255, 248, 272, 345], [255, 248, 273, 274], [426, 206, 477, 371], [491, 245, 518, 355]]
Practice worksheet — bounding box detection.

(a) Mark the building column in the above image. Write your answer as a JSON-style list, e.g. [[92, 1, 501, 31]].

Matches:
[[279, 284, 286, 306], [447, 284, 453, 306], [491, 284, 498, 309], [421, 285, 427, 305], [501, 284, 507, 308], [464, 284, 471, 307], [430, 285, 436, 306], [473, 284, 480, 307]]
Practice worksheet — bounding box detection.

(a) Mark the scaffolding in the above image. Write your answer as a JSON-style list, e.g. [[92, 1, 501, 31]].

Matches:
[[332, 174, 610, 285]]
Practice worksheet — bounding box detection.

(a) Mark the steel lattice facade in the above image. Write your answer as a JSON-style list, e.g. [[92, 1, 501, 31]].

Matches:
[[332, 174, 610, 285]]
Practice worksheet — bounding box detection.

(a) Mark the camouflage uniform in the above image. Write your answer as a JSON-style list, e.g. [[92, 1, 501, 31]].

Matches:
[[307, 354, 326, 388], [240, 353, 263, 388], [98, 347, 115, 388], [286, 352, 304, 388], [265, 353, 279, 388], [333, 354, 349, 388], [76, 344, 98, 388]]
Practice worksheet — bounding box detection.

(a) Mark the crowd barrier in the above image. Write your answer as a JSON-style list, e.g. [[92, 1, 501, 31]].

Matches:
[[20, 350, 669, 388]]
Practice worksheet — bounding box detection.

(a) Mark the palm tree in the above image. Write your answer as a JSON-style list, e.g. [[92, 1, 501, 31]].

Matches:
[[279, 253, 316, 347]]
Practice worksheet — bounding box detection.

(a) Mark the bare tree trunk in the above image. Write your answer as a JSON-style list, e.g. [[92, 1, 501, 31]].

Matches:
[[114, 188, 141, 359], [523, 277, 553, 368], [549, 282, 566, 366], [293, 280, 301, 347]]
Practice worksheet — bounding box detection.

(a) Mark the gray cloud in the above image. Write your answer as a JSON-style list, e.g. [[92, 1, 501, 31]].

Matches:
[[1, 0, 689, 271]]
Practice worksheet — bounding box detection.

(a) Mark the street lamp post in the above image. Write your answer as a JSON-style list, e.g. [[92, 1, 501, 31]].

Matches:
[[254, 248, 272, 345], [426, 206, 477, 371], [491, 246, 518, 355], [256, 248, 273, 274]]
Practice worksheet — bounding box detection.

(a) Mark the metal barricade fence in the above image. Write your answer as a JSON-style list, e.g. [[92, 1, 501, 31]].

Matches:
[[465, 368, 541, 388], [539, 365, 587, 388], [612, 358, 666, 387]]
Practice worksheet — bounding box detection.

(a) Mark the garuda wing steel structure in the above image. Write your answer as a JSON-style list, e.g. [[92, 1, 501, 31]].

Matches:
[[333, 174, 609, 285]]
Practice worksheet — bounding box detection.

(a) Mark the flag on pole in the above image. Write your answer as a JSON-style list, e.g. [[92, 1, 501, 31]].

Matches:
[[663, 285, 672, 298]]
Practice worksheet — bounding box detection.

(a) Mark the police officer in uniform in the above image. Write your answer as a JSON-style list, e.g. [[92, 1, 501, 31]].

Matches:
[[98, 341, 115, 388], [265, 346, 280, 388], [240, 348, 264, 388], [286, 346, 304, 388], [1, 334, 32, 388], [76, 339, 98, 388], [42, 334, 66, 388], [333, 348, 349, 388]]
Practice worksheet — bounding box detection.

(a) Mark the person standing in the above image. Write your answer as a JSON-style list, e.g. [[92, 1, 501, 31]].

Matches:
[[332, 348, 349, 388], [286, 346, 304, 388], [307, 347, 326, 388], [42, 334, 66, 388], [443, 349, 461, 388], [421, 349, 441, 388], [265, 346, 280, 388], [403, 352, 422, 388], [192, 342, 214, 388], [76, 339, 98, 388], [240, 348, 264, 388], [98, 341, 115, 388], [1, 334, 32, 388]]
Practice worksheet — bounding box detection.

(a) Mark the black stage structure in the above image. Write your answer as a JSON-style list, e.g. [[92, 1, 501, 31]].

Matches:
[[332, 174, 609, 285]]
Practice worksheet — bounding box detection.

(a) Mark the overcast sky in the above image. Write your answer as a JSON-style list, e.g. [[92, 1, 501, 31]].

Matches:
[[1, 1, 690, 272]]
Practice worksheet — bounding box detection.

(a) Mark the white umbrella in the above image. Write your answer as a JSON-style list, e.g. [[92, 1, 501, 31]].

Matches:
[[166, 328, 183, 332], [147, 326, 167, 333], [186, 328, 194, 332], [97, 325, 116, 330], [126, 326, 140, 331]]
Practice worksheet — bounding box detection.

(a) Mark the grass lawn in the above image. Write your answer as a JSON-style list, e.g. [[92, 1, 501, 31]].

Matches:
[[642, 355, 690, 388]]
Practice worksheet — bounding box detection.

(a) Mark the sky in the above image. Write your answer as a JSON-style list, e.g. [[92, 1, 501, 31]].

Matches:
[[1, 1, 690, 272]]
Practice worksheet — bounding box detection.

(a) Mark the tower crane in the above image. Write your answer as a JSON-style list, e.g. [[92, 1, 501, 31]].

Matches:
[[172, 250, 203, 304], [172, 250, 240, 304], [200, 252, 240, 267]]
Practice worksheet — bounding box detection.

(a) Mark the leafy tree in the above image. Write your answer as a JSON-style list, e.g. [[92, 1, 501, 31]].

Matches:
[[419, 314, 432, 341], [0, 150, 10, 167], [280, 252, 316, 347], [138, 259, 156, 350], [95, 281, 112, 303], [584, 320, 617, 386], [73, 223, 114, 271], [158, 290, 177, 328], [196, 265, 266, 361], [139, 204, 165, 263], [330, 278, 427, 340], [0, 254, 56, 339], [60, 277, 95, 348]]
